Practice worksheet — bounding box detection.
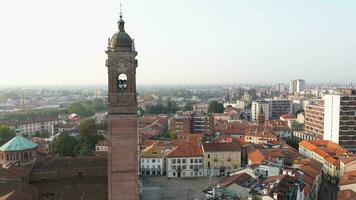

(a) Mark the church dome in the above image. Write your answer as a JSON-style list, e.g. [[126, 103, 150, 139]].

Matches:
[[110, 31, 132, 48], [110, 17, 132, 48]]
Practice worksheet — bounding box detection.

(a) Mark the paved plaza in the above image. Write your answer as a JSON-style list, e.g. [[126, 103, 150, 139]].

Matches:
[[142, 176, 223, 200]]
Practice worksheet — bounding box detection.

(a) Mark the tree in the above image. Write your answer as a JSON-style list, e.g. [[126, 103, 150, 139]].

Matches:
[[0, 126, 15, 146], [77, 142, 93, 156], [77, 119, 104, 156], [67, 98, 106, 118], [183, 100, 194, 111], [67, 103, 91, 117], [166, 99, 178, 113], [50, 133, 78, 156], [169, 131, 177, 139], [286, 138, 299, 150], [208, 101, 224, 113]]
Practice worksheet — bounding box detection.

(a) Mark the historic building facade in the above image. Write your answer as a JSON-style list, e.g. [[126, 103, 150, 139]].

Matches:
[[106, 12, 139, 200]]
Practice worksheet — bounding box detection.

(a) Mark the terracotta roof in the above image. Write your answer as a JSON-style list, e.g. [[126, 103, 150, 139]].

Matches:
[[299, 140, 342, 166], [337, 189, 356, 200], [203, 142, 242, 152], [340, 170, 356, 186], [247, 149, 264, 165], [140, 144, 164, 158], [262, 174, 286, 185], [142, 140, 159, 147], [216, 173, 254, 188], [280, 113, 296, 120], [341, 156, 356, 165], [32, 156, 107, 170], [167, 146, 203, 158]]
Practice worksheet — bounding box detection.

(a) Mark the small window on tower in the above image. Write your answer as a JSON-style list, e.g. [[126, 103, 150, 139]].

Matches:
[[117, 74, 128, 91]]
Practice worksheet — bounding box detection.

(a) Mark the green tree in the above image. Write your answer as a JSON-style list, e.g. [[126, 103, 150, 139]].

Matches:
[[77, 119, 104, 156], [66, 98, 106, 118], [286, 138, 299, 150], [169, 131, 177, 139], [208, 101, 224, 113], [166, 100, 178, 113], [183, 100, 194, 111], [50, 133, 78, 156], [77, 142, 93, 156], [0, 126, 16, 146]]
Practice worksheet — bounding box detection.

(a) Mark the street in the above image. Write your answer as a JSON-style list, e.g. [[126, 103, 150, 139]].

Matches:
[[318, 177, 338, 200]]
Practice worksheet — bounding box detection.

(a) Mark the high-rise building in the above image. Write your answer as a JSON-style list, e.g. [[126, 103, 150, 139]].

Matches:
[[106, 13, 139, 200], [289, 79, 305, 94], [251, 99, 293, 123], [324, 90, 356, 152], [304, 100, 324, 138], [289, 80, 297, 94], [275, 83, 285, 93], [296, 79, 305, 93]]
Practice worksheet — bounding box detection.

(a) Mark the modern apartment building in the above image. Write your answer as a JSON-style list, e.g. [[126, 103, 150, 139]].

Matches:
[[275, 83, 285, 93], [289, 79, 305, 94], [251, 99, 292, 123], [304, 100, 324, 138], [324, 90, 356, 151], [170, 112, 212, 134]]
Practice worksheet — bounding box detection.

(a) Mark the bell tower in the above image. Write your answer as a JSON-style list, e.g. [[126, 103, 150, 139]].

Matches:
[[106, 10, 139, 200]]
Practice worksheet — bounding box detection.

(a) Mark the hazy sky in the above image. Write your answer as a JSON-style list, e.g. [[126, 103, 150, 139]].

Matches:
[[0, 0, 355, 86]]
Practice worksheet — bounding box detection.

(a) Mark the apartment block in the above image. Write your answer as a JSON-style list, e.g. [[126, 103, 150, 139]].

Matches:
[[252, 99, 292, 123], [324, 91, 356, 152], [305, 100, 324, 138]]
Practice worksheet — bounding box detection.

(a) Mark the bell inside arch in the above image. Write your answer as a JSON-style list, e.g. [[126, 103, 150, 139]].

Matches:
[[117, 74, 128, 90]]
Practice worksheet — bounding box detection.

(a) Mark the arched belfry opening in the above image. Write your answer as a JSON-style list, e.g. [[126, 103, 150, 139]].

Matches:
[[117, 73, 128, 91]]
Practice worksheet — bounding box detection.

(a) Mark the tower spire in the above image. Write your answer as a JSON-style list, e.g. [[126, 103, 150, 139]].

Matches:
[[119, 3, 123, 19], [118, 3, 125, 32]]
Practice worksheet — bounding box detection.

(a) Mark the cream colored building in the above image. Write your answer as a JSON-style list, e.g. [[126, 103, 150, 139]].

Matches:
[[2, 118, 62, 136], [140, 144, 165, 176], [166, 146, 204, 178], [244, 132, 278, 145], [299, 140, 348, 183], [202, 142, 242, 176]]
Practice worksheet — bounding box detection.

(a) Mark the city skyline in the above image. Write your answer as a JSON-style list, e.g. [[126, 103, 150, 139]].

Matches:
[[0, 0, 356, 86]]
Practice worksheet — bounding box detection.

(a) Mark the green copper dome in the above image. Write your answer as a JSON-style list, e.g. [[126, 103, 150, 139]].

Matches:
[[0, 135, 37, 151], [110, 31, 132, 48], [110, 16, 132, 48]]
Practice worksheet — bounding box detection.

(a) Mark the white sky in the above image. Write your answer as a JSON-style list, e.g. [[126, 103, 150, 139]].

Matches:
[[0, 0, 355, 86]]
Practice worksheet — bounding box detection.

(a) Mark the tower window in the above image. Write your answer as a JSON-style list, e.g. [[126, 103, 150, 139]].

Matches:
[[117, 74, 128, 91]]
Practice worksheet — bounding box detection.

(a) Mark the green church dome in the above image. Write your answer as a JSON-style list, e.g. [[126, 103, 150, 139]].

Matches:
[[110, 16, 132, 48], [0, 135, 37, 151], [110, 31, 132, 48]]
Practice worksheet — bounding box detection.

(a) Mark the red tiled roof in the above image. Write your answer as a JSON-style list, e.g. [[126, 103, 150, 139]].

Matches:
[[337, 189, 356, 200], [203, 142, 242, 152], [341, 156, 356, 165], [340, 170, 356, 186], [299, 140, 340, 166], [247, 149, 264, 165], [167, 146, 203, 158]]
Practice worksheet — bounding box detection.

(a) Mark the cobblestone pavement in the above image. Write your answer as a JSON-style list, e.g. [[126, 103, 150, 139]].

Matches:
[[142, 176, 223, 200]]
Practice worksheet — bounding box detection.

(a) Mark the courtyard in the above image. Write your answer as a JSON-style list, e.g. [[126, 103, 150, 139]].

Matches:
[[142, 176, 224, 200]]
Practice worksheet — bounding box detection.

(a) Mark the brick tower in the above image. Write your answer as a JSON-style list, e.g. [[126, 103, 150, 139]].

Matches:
[[106, 11, 139, 200]]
